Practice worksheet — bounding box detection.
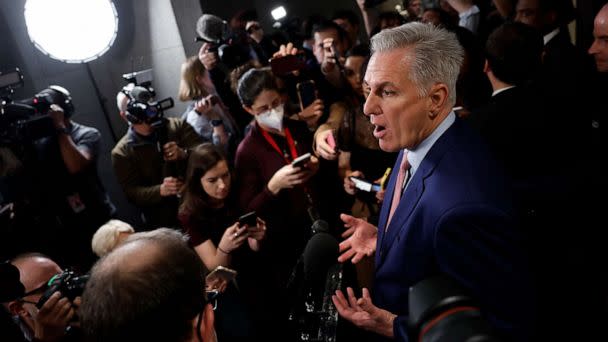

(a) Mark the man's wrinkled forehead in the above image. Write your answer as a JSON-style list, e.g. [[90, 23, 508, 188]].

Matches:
[[364, 49, 413, 86]]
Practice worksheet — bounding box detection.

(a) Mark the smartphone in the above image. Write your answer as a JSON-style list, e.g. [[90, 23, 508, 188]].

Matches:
[[208, 94, 220, 106], [350, 176, 381, 192], [238, 211, 257, 227], [291, 152, 312, 168], [269, 53, 306, 75], [325, 130, 339, 151], [331, 42, 344, 73], [206, 265, 237, 283], [296, 80, 316, 110]]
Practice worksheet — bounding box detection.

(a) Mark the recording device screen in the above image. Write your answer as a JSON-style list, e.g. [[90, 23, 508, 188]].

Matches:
[[238, 211, 257, 227], [350, 177, 381, 192], [297, 80, 316, 110], [269, 53, 306, 76], [292, 153, 312, 168]]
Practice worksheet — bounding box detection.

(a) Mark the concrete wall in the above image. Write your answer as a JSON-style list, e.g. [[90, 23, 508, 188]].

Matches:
[[0, 0, 199, 226]]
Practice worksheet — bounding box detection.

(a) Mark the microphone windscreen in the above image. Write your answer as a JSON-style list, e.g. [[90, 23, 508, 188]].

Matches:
[[196, 14, 226, 44], [311, 220, 329, 234], [303, 231, 339, 285]]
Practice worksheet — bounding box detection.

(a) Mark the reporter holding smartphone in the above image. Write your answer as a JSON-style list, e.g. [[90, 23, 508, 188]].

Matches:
[[235, 68, 327, 339], [178, 143, 263, 342], [179, 56, 239, 158]]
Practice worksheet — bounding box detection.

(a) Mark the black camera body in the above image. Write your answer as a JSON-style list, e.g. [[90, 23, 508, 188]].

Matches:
[[1, 69, 58, 146], [120, 70, 174, 127], [36, 270, 89, 309], [21, 85, 75, 118], [408, 275, 499, 342]]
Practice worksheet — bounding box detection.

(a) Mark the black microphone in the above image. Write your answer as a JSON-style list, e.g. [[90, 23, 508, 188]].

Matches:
[[195, 14, 227, 44], [310, 219, 329, 235], [303, 225, 339, 296]]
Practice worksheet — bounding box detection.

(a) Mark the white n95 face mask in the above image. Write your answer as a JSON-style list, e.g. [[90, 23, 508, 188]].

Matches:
[[256, 104, 284, 131]]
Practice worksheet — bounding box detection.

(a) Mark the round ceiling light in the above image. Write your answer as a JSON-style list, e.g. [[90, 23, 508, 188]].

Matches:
[[24, 0, 118, 63]]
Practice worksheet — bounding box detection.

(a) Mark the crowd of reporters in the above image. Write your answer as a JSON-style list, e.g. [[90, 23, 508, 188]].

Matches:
[[2, 0, 608, 341]]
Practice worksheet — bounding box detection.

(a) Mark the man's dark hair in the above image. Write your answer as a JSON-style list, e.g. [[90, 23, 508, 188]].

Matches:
[[518, 0, 576, 26], [332, 10, 360, 27], [312, 20, 348, 44], [80, 229, 206, 342], [485, 21, 544, 85]]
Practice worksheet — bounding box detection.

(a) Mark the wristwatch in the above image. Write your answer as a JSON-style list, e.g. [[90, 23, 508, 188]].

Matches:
[[211, 119, 223, 127]]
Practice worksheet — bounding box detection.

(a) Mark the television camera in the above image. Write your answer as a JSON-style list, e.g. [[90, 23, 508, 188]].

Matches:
[[120, 69, 174, 128], [0, 68, 58, 147]]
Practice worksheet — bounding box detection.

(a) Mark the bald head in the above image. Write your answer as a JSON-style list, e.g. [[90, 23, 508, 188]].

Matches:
[[12, 254, 61, 294], [589, 4, 608, 72], [80, 228, 207, 342]]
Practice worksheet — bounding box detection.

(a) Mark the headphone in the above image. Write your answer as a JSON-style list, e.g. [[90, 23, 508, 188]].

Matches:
[[36, 85, 75, 118]]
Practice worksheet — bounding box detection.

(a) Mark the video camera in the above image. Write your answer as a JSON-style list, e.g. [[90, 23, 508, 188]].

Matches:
[[120, 69, 174, 127], [0, 69, 58, 146]]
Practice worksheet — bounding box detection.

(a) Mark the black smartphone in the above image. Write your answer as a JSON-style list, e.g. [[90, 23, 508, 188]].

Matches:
[[238, 211, 257, 227], [296, 80, 317, 110], [331, 42, 344, 73], [269, 53, 306, 75], [291, 153, 312, 168]]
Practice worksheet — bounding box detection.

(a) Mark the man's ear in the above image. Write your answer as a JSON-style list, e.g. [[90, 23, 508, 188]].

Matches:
[[427, 83, 449, 118], [483, 59, 490, 74], [7, 300, 26, 317]]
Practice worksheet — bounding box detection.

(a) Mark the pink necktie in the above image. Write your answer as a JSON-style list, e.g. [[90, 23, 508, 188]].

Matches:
[[387, 152, 410, 229]]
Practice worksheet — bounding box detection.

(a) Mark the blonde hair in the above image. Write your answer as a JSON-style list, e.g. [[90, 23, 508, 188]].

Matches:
[[91, 219, 135, 257], [178, 56, 209, 102]]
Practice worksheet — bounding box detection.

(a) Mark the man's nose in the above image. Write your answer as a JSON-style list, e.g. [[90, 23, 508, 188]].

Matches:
[[589, 39, 600, 55], [363, 92, 379, 118]]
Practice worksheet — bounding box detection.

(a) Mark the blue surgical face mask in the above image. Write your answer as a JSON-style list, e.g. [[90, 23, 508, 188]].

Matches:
[[256, 104, 284, 131]]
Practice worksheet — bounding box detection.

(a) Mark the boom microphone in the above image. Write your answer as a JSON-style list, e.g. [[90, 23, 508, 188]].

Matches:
[[195, 14, 227, 44]]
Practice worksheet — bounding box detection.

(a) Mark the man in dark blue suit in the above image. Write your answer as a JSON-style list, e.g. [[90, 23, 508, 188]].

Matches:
[[331, 23, 535, 341]]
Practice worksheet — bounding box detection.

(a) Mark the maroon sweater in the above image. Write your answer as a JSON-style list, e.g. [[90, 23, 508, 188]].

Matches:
[[234, 120, 316, 262]]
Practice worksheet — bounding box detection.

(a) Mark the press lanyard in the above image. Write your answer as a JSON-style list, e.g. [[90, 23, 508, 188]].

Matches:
[[259, 124, 299, 163], [259, 124, 314, 207]]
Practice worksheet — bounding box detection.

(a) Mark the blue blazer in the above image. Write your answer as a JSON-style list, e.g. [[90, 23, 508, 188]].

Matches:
[[373, 118, 535, 341]]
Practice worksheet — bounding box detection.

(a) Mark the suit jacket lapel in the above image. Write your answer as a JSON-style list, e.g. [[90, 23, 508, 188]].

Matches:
[[376, 118, 462, 267], [377, 166, 425, 265]]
